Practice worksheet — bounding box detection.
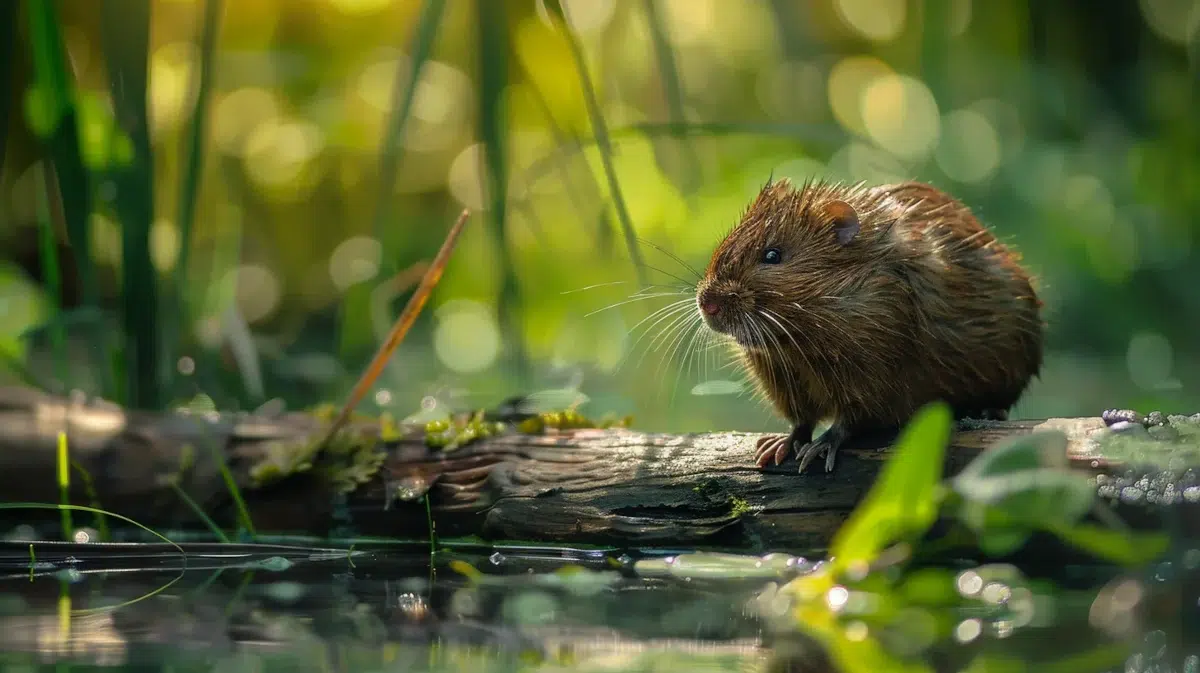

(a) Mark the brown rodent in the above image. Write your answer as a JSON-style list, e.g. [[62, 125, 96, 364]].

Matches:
[[696, 177, 1044, 474]]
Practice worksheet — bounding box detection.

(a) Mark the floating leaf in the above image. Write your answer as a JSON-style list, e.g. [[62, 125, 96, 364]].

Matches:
[[829, 401, 953, 573]]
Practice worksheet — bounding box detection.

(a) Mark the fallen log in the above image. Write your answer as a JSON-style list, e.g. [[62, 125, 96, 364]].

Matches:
[[0, 385, 1192, 552]]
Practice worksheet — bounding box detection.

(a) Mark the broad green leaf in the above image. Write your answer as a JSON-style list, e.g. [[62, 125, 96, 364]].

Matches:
[[953, 466, 1095, 529], [954, 431, 1069, 484], [830, 401, 953, 572], [791, 596, 936, 673], [1043, 521, 1170, 567]]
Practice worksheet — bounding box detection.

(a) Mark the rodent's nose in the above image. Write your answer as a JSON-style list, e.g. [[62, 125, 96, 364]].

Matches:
[[698, 289, 723, 316]]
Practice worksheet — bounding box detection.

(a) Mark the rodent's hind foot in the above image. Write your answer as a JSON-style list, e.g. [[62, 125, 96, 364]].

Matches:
[[796, 424, 849, 474], [1101, 409, 1144, 427], [753, 423, 815, 468]]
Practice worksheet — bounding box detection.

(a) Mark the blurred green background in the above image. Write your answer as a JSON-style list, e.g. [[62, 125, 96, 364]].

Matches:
[[0, 0, 1197, 434]]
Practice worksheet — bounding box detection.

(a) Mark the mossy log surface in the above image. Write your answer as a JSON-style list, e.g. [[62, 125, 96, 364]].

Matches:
[[0, 386, 1191, 552]]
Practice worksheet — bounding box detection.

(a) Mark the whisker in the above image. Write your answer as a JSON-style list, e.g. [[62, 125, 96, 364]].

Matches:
[[559, 280, 632, 295], [636, 236, 704, 281], [583, 291, 692, 318], [644, 263, 698, 289], [615, 299, 697, 374]]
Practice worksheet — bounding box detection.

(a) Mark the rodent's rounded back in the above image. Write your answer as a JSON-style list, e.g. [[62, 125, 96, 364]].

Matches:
[[697, 177, 1043, 428]]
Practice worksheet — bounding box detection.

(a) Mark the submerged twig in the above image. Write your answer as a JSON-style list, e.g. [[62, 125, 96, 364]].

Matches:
[[318, 209, 472, 448]]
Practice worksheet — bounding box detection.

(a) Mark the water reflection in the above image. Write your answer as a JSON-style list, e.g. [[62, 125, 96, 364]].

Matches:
[[0, 541, 1194, 672]]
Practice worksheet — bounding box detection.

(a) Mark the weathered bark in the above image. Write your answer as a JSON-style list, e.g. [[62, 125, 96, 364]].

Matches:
[[0, 386, 1187, 552]]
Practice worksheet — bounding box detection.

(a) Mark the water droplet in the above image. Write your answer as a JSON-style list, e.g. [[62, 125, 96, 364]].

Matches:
[[257, 556, 293, 571], [393, 476, 431, 501], [397, 592, 428, 619], [55, 568, 83, 583], [375, 389, 393, 406], [1153, 561, 1174, 583], [616, 554, 632, 566], [489, 552, 506, 565]]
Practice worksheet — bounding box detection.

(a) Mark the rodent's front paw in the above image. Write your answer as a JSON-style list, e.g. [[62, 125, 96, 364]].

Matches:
[[754, 434, 793, 467]]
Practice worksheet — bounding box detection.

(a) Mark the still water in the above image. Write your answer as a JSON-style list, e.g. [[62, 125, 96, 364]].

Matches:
[[0, 539, 1196, 673]]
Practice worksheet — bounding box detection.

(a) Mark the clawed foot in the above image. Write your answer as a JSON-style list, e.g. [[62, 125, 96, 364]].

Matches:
[[754, 424, 812, 468], [794, 425, 848, 474], [754, 423, 847, 474]]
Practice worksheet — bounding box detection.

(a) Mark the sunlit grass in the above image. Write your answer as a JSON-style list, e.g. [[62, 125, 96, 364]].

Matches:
[[543, 0, 649, 288], [101, 0, 161, 410], [171, 0, 223, 372]]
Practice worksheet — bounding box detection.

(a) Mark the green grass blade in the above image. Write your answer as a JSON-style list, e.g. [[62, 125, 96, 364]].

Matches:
[[520, 59, 614, 252], [639, 0, 700, 190], [371, 0, 448, 248], [56, 431, 73, 539], [101, 0, 162, 410], [521, 120, 846, 194], [168, 480, 231, 543], [25, 0, 113, 397], [476, 0, 529, 385], [543, 0, 649, 287], [173, 0, 223, 331], [34, 164, 67, 386]]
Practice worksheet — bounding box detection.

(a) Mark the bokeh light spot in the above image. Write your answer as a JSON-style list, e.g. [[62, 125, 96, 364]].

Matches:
[[827, 56, 893, 137], [861, 74, 941, 160], [329, 235, 383, 291], [328, 0, 392, 16], [1139, 0, 1200, 45], [434, 300, 501, 374], [834, 0, 906, 42], [534, 0, 617, 35], [150, 218, 180, 273], [448, 143, 487, 212], [1126, 331, 1174, 391], [222, 264, 282, 324], [935, 108, 1001, 183]]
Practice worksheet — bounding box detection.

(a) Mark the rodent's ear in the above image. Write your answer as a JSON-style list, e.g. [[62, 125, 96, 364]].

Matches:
[[824, 200, 860, 246]]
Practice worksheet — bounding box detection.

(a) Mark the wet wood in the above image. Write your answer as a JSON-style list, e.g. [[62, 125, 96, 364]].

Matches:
[[0, 385, 1173, 552]]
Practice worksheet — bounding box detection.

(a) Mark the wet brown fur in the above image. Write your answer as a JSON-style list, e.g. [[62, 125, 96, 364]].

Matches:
[[696, 178, 1044, 470]]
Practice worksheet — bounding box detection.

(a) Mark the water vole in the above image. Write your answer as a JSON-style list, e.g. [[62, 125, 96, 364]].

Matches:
[[696, 178, 1044, 473]]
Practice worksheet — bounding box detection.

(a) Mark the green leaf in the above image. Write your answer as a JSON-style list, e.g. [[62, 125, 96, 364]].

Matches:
[[954, 466, 1095, 527], [830, 401, 954, 573], [950, 430, 1096, 548], [1043, 521, 1170, 567], [954, 431, 1070, 484], [370, 0, 447, 246]]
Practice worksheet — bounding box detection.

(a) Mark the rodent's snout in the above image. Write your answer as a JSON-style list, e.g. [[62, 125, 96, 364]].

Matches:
[[697, 288, 725, 317], [697, 285, 745, 334]]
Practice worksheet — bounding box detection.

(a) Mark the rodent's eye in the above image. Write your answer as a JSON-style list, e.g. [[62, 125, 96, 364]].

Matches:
[[761, 247, 782, 265]]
